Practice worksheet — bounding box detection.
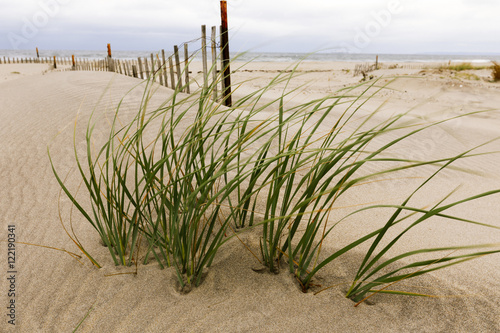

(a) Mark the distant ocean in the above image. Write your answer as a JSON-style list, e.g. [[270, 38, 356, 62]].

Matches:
[[1, 49, 499, 63]]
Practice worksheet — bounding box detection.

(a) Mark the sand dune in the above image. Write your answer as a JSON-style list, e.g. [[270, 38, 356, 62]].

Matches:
[[0, 63, 499, 332]]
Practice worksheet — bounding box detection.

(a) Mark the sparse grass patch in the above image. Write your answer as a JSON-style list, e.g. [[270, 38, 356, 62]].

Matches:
[[447, 62, 475, 71], [439, 62, 490, 72], [455, 72, 480, 81]]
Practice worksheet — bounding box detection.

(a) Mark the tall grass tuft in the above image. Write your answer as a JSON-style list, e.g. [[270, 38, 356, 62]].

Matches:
[[492, 61, 500, 81], [51, 57, 500, 299]]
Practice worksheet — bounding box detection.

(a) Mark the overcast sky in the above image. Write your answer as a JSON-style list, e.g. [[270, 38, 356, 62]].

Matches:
[[1, 0, 499, 54]]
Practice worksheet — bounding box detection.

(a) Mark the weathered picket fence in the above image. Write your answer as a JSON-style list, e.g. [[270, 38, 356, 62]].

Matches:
[[0, 1, 233, 106]]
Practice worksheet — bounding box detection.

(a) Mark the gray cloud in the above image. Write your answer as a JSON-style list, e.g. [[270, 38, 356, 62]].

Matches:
[[1, 0, 499, 54]]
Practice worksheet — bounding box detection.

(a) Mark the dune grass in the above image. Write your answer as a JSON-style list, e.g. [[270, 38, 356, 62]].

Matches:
[[492, 61, 500, 81], [438, 62, 494, 72], [446, 62, 475, 71], [50, 57, 500, 302]]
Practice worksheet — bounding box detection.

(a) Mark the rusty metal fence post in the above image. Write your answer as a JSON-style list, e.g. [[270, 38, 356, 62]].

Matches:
[[220, 1, 231, 107], [107, 43, 115, 72]]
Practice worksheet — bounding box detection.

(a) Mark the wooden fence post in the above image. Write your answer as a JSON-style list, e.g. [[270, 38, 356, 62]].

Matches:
[[201, 25, 208, 89], [150, 53, 156, 82], [144, 57, 150, 79], [137, 57, 144, 79], [53, 56, 57, 69], [168, 56, 176, 89], [72, 55, 76, 70], [220, 1, 232, 107], [161, 49, 168, 88], [375, 55, 379, 70], [184, 44, 190, 93], [174, 45, 182, 90], [36, 47, 40, 62], [157, 54, 164, 86], [211, 26, 218, 101]]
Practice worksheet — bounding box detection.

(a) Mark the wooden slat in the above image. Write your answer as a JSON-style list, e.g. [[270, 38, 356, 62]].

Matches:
[[211, 26, 218, 101]]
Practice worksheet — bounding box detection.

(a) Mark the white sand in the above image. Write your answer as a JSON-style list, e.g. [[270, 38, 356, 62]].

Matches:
[[0, 62, 499, 332], [0, 64, 51, 83]]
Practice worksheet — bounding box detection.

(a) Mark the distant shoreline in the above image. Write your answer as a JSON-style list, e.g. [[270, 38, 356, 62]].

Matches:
[[1, 49, 499, 63]]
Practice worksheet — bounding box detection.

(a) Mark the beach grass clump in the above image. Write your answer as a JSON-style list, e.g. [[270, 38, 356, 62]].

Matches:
[[447, 62, 475, 71], [51, 57, 500, 301], [237, 77, 500, 298], [132, 75, 290, 288], [49, 61, 318, 288], [439, 62, 491, 72], [492, 61, 500, 81]]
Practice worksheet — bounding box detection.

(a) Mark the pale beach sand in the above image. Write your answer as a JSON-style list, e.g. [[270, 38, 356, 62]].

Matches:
[[0, 61, 499, 332], [0, 64, 51, 83]]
